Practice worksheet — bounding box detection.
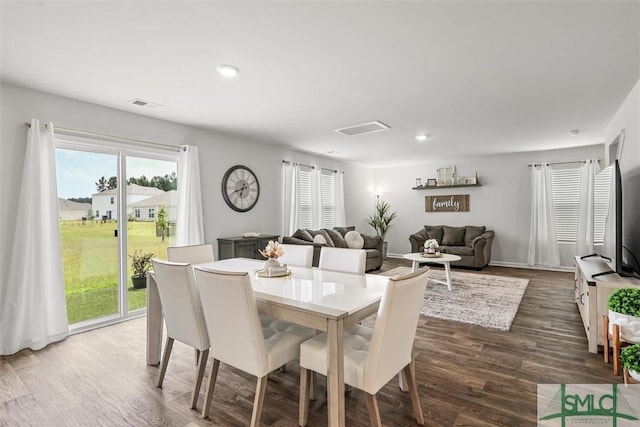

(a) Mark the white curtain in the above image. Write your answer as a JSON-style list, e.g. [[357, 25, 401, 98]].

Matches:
[[0, 119, 69, 355], [282, 162, 300, 236], [176, 145, 204, 246], [576, 159, 601, 256], [527, 163, 560, 267], [311, 166, 322, 229], [334, 171, 347, 227]]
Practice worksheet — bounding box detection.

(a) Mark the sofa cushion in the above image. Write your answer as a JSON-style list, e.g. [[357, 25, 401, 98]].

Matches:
[[325, 228, 348, 248], [333, 226, 356, 237], [464, 225, 486, 246], [344, 231, 364, 249], [292, 228, 314, 242], [424, 225, 444, 244], [442, 245, 474, 256], [365, 249, 379, 259], [318, 229, 335, 247], [313, 234, 327, 245], [442, 226, 465, 246]]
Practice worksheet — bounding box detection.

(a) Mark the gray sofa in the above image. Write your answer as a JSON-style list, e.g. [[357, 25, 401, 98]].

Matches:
[[409, 225, 494, 269], [282, 226, 383, 271]]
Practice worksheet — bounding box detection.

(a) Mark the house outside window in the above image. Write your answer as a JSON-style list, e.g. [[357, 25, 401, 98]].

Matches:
[[149, 208, 155, 219]]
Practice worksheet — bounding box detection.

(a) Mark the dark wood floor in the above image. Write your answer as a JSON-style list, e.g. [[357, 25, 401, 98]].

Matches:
[[0, 260, 623, 426]]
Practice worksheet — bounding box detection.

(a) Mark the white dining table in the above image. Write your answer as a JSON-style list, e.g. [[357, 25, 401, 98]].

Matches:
[[146, 257, 389, 427]]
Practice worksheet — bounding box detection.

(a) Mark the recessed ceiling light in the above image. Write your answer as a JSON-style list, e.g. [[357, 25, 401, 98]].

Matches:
[[415, 134, 428, 142], [216, 64, 239, 78], [568, 129, 580, 137]]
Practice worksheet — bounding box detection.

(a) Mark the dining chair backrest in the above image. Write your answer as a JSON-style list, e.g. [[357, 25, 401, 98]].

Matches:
[[278, 244, 313, 268], [193, 267, 267, 377], [151, 258, 209, 350], [167, 243, 214, 265], [319, 247, 366, 275], [363, 268, 428, 393]]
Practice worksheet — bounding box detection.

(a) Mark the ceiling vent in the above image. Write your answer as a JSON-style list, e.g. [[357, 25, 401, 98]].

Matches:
[[128, 98, 164, 109], [334, 121, 390, 136]]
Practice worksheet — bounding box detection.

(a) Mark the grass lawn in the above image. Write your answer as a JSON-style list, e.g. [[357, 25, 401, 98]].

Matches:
[[60, 220, 173, 324]]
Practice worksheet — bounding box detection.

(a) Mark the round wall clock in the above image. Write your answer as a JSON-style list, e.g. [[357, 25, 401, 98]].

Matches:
[[221, 165, 260, 212]]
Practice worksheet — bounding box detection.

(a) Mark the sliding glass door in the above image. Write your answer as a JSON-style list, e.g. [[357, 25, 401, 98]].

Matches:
[[55, 141, 178, 331]]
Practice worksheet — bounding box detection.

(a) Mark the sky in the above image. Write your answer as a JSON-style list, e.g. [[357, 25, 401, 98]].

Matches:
[[55, 149, 177, 199]]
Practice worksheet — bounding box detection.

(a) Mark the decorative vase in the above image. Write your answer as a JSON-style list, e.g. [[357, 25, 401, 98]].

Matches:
[[630, 369, 640, 382], [263, 258, 280, 270]]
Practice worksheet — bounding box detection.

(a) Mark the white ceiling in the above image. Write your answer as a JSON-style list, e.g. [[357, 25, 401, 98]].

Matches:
[[2, 1, 639, 167]]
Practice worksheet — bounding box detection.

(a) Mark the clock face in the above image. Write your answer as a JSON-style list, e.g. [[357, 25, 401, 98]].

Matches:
[[221, 165, 260, 212]]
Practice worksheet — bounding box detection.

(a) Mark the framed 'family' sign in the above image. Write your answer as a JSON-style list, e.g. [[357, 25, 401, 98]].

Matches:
[[425, 194, 470, 212]]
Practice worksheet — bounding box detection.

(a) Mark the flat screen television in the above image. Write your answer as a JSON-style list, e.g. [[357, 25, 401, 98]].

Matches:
[[600, 158, 640, 278]]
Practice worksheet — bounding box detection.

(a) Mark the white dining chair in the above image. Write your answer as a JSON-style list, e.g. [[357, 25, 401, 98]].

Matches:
[[193, 266, 316, 426], [298, 268, 429, 426], [319, 247, 366, 275], [167, 243, 214, 264], [151, 258, 210, 410], [278, 243, 313, 268]]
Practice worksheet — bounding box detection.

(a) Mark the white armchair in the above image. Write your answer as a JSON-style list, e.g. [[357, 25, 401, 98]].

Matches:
[[279, 243, 313, 268], [298, 268, 429, 426], [318, 247, 366, 275], [167, 243, 214, 264], [151, 259, 210, 410], [194, 267, 316, 426]]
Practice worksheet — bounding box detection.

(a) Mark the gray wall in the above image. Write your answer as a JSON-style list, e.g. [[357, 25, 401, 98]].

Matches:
[[0, 83, 373, 288], [371, 145, 604, 267]]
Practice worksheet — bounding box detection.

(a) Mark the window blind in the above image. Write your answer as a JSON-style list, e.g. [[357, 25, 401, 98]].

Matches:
[[298, 168, 313, 229], [321, 170, 336, 228]]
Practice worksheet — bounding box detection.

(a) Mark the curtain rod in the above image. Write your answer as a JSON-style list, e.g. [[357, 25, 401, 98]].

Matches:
[[282, 160, 338, 173], [528, 159, 599, 167], [24, 122, 184, 152]]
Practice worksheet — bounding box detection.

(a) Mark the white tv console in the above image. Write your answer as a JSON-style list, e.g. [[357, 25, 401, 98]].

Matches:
[[574, 255, 640, 353]]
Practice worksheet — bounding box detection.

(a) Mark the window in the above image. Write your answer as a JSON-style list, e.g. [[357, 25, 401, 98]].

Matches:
[[149, 208, 155, 219], [321, 169, 336, 228], [298, 167, 313, 229], [134, 209, 140, 218], [551, 166, 611, 244], [95, 210, 100, 218], [110, 196, 114, 204]]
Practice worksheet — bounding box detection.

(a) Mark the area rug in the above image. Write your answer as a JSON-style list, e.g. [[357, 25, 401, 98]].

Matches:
[[380, 267, 529, 331]]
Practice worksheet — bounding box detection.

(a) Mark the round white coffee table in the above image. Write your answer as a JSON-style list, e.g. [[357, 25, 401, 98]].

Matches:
[[402, 252, 462, 291]]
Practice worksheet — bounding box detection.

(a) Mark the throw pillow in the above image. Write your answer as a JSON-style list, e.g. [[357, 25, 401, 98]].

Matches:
[[344, 231, 365, 249], [318, 229, 336, 247], [464, 225, 486, 246], [442, 226, 465, 246], [333, 226, 356, 237], [325, 228, 348, 248], [292, 228, 314, 242], [424, 225, 444, 244], [313, 234, 327, 245]]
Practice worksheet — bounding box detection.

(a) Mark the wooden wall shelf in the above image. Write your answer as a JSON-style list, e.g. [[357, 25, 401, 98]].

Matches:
[[412, 183, 481, 190]]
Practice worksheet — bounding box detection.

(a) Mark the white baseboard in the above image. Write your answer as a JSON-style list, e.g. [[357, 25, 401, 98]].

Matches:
[[385, 253, 573, 273]]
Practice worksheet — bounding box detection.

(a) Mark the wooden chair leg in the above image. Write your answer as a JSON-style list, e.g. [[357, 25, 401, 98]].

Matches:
[[157, 337, 174, 388], [309, 371, 317, 401], [299, 368, 311, 426], [613, 324, 621, 375], [250, 374, 268, 427], [190, 348, 209, 409], [402, 364, 424, 425], [364, 392, 383, 427], [603, 315, 610, 364], [201, 358, 220, 419]]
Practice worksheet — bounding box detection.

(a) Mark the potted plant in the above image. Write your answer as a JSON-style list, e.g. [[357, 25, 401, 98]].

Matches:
[[130, 250, 154, 289], [607, 287, 640, 343], [365, 200, 397, 259], [621, 344, 640, 382]]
